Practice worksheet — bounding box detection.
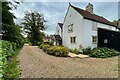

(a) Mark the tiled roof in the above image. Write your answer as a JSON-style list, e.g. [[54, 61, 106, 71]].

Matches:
[[70, 5, 118, 27], [58, 23, 63, 30]]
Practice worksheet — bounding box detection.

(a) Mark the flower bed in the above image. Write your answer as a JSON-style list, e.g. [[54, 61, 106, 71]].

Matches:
[[39, 44, 69, 57]]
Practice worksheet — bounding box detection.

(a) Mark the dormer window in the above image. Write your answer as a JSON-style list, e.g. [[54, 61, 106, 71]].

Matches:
[[68, 24, 73, 33]]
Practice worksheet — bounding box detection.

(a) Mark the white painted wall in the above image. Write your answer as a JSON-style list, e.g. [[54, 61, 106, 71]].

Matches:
[[63, 6, 83, 51], [83, 19, 98, 49], [62, 5, 119, 51], [82, 19, 118, 49]]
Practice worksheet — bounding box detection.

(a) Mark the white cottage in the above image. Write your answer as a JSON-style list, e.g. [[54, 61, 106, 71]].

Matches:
[[61, 3, 120, 51], [53, 23, 63, 45]]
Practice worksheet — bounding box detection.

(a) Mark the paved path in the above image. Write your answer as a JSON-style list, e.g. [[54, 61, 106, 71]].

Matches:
[[17, 45, 118, 78]]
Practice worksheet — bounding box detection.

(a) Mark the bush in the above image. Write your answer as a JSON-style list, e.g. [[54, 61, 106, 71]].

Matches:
[[89, 47, 119, 58], [42, 44, 50, 52], [0, 40, 21, 79], [11, 42, 17, 51], [82, 47, 92, 55], [37, 41, 43, 46], [69, 48, 79, 55], [47, 46, 69, 57], [39, 43, 46, 49], [1, 40, 14, 57], [48, 42, 53, 46]]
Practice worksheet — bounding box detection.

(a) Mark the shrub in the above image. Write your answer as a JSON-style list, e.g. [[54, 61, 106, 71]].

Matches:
[[47, 46, 68, 57], [37, 41, 43, 46], [0, 40, 21, 79], [69, 48, 79, 55], [48, 41, 53, 46], [39, 44, 46, 49], [1, 40, 14, 57], [42, 44, 50, 52], [11, 42, 17, 51], [89, 47, 119, 58], [82, 47, 92, 55]]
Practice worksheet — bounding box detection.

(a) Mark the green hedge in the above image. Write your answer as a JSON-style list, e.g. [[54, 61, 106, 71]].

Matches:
[[0, 40, 21, 79]]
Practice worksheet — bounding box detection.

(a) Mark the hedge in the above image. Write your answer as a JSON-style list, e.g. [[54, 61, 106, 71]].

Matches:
[[0, 40, 21, 79]]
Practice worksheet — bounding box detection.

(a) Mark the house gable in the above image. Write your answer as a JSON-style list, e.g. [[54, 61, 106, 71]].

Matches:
[[70, 4, 118, 28], [62, 4, 84, 50]]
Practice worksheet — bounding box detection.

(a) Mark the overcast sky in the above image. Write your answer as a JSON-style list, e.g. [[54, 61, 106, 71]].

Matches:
[[12, 2, 118, 35]]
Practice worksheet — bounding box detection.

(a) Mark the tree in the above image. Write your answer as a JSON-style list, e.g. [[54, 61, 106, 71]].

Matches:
[[22, 11, 46, 46], [2, 1, 24, 48], [112, 20, 118, 26]]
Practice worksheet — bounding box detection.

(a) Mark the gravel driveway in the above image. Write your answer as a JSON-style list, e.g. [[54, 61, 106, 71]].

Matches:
[[17, 45, 118, 78]]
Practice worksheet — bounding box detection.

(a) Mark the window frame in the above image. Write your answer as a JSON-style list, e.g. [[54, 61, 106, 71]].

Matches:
[[70, 36, 76, 44], [92, 36, 98, 44]]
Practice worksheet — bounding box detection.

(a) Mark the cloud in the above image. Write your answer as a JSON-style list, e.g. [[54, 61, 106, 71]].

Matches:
[[12, 2, 118, 35]]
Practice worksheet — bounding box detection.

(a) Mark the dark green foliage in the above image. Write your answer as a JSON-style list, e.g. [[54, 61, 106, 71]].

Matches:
[[69, 48, 79, 55], [48, 41, 54, 46], [39, 43, 46, 49], [82, 47, 92, 55], [47, 46, 69, 57], [42, 44, 50, 52], [89, 47, 119, 58], [82, 47, 119, 58], [1, 40, 14, 57], [0, 40, 21, 79], [11, 42, 17, 51], [22, 11, 46, 46], [2, 2, 24, 48], [3, 60, 21, 79]]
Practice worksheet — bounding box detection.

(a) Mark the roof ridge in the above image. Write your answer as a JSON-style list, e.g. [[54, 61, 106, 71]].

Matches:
[[70, 4, 117, 27]]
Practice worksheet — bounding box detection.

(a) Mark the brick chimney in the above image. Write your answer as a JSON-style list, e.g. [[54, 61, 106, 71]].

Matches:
[[86, 3, 93, 14]]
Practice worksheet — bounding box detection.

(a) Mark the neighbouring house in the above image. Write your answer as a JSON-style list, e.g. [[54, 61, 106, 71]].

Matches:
[[56, 3, 120, 51], [43, 36, 51, 43], [53, 23, 63, 45]]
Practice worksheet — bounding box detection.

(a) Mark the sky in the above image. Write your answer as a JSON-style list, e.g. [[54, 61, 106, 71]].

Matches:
[[11, 2, 118, 35]]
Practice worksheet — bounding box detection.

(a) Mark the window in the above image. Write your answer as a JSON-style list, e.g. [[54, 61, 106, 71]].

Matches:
[[68, 24, 73, 33], [92, 36, 98, 43], [70, 37, 76, 43], [92, 22, 97, 31]]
